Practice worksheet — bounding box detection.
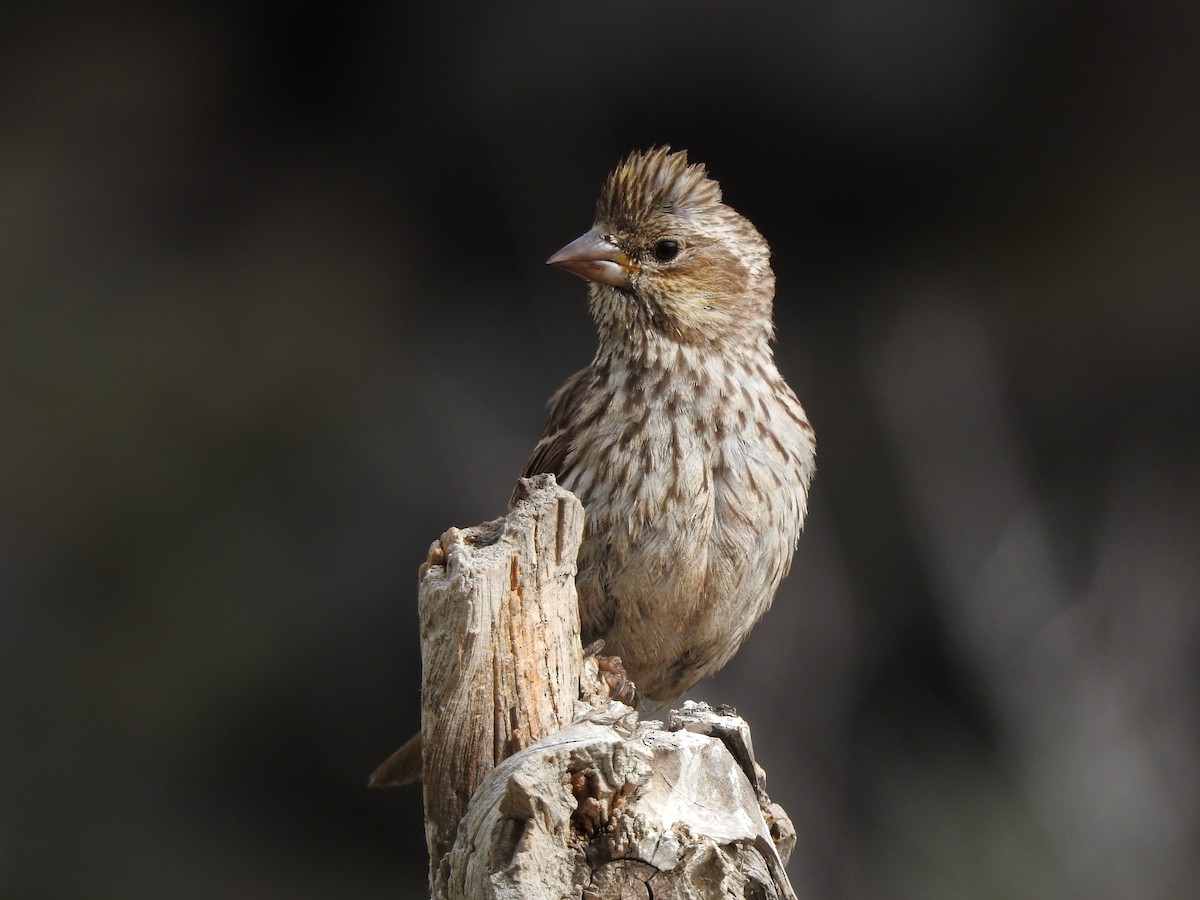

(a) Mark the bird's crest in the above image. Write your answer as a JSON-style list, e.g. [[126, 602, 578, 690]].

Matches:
[[596, 147, 723, 228]]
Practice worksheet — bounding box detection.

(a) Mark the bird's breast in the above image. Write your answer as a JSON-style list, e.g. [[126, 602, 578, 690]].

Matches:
[[558, 349, 814, 700]]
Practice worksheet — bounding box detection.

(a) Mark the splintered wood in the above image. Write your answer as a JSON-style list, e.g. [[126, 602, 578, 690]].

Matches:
[[418, 475, 586, 884], [415, 474, 796, 899]]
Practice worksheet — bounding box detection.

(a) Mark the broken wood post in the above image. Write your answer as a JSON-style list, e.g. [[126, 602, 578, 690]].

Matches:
[[417, 474, 586, 891], [413, 473, 798, 899]]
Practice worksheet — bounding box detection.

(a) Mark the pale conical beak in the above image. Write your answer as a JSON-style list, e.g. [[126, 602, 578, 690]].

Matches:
[[546, 227, 635, 289]]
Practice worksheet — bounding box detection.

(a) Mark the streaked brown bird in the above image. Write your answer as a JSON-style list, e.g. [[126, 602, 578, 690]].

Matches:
[[372, 147, 814, 785], [536, 147, 816, 701]]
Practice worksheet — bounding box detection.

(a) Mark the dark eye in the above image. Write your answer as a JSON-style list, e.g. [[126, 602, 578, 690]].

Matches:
[[653, 239, 679, 262]]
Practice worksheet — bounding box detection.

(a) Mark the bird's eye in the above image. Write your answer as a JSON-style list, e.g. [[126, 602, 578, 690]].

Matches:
[[653, 239, 679, 262]]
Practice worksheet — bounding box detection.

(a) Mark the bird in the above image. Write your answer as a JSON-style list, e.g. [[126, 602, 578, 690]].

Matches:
[[371, 147, 814, 786]]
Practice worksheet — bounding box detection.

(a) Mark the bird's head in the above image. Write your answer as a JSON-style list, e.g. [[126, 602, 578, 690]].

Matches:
[[547, 147, 775, 351]]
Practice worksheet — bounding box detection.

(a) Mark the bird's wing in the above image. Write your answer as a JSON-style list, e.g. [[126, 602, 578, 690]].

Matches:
[[512, 366, 596, 504]]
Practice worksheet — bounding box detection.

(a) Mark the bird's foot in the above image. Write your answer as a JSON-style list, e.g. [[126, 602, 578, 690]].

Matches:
[[583, 639, 637, 707]]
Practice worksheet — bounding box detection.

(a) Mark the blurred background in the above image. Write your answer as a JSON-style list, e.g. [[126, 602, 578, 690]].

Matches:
[[2, 1, 1197, 897]]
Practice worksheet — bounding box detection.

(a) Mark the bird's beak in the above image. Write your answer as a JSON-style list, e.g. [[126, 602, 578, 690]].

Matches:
[[546, 227, 635, 289]]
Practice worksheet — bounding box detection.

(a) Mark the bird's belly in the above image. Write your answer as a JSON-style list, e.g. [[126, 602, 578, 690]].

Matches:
[[570, 426, 805, 702]]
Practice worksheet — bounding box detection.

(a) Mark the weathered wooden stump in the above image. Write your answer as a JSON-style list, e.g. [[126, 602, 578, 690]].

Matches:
[[405, 474, 797, 899]]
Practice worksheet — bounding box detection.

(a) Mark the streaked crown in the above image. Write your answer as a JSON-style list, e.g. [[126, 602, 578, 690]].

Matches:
[[596, 147, 725, 232]]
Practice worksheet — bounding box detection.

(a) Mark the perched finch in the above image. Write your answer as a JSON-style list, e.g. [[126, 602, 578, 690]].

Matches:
[[534, 147, 815, 702], [371, 148, 814, 786]]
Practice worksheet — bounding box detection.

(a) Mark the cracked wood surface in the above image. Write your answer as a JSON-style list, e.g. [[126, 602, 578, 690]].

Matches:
[[416, 474, 796, 898], [419, 475, 585, 889]]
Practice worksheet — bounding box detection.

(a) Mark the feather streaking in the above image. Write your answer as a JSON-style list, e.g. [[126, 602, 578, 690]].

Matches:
[[527, 147, 816, 703]]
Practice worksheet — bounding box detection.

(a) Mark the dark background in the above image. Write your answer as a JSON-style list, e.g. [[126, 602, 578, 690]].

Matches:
[[3, 1, 1198, 897]]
